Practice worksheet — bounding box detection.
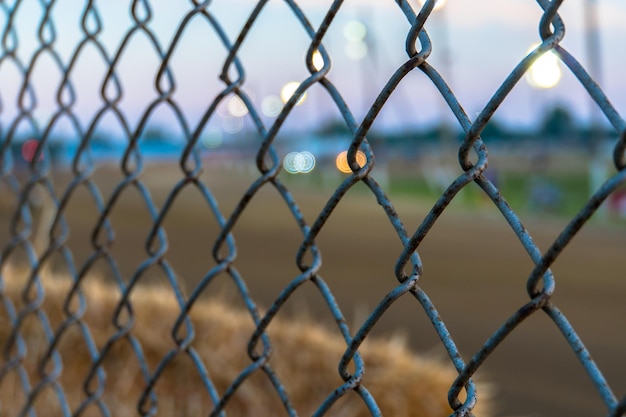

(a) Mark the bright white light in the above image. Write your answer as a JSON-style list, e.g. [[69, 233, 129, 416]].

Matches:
[[262, 95, 283, 117], [343, 20, 367, 42], [283, 151, 316, 174], [416, 0, 448, 11], [280, 81, 307, 105], [227, 96, 248, 117], [526, 47, 562, 89], [312, 50, 325, 71], [345, 41, 368, 61]]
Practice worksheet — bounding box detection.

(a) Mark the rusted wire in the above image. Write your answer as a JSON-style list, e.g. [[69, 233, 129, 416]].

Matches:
[[0, 1, 625, 416]]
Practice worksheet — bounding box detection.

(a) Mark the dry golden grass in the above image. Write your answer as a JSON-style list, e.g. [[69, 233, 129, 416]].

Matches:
[[0, 264, 492, 417]]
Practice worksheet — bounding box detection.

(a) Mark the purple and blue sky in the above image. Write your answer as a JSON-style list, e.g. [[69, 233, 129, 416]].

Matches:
[[1, 0, 624, 139]]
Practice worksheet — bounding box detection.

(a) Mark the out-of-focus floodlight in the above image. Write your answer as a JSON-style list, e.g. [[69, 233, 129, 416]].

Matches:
[[222, 115, 243, 133], [343, 20, 368, 61], [345, 42, 368, 61], [312, 50, 325, 71], [526, 45, 562, 89], [343, 20, 367, 42], [416, 0, 448, 11], [201, 127, 223, 148], [283, 151, 316, 174], [227, 95, 248, 117], [336, 150, 367, 174], [280, 81, 307, 105], [262, 95, 283, 117]]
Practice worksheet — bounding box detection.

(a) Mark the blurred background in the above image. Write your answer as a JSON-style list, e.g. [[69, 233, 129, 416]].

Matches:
[[3, 0, 626, 217], [1, 1, 626, 416]]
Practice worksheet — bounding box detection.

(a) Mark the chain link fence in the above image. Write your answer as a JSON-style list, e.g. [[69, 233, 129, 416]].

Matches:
[[0, 1, 625, 416]]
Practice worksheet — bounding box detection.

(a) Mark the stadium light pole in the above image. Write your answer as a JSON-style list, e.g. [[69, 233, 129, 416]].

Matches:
[[417, 0, 454, 150], [415, 0, 452, 87], [414, 0, 458, 198], [583, 0, 607, 218], [342, 17, 371, 119]]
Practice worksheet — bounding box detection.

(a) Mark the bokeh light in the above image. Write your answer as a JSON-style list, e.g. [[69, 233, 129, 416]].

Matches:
[[262, 95, 283, 117], [200, 127, 223, 148], [222, 115, 244, 133], [345, 41, 368, 61], [343, 20, 368, 61], [227, 96, 249, 117], [336, 150, 367, 174], [312, 49, 325, 71], [280, 81, 307, 105], [343, 20, 367, 42], [526, 48, 562, 89], [21, 139, 43, 162], [416, 0, 448, 11], [283, 151, 316, 174]]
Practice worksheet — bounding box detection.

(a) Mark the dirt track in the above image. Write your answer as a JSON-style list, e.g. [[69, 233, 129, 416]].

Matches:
[[2, 163, 625, 416]]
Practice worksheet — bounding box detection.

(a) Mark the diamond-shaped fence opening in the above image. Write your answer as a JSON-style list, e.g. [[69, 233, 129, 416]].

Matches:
[[0, 1, 625, 417]]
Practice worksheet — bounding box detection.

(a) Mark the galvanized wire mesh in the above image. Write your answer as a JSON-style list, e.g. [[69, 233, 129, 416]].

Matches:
[[0, 1, 625, 416]]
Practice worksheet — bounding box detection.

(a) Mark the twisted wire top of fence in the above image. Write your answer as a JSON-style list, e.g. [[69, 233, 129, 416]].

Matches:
[[0, 1, 625, 416]]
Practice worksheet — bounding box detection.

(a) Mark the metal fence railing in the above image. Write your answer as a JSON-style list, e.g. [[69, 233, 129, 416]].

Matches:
[[0, 1, 625, 416]]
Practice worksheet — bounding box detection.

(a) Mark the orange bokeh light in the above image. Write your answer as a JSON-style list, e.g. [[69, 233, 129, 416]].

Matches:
[[335, 150, 366, 174]]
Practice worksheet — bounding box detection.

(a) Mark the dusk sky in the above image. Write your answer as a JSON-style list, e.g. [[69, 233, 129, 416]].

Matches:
[[1, 0, 625, 139]]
